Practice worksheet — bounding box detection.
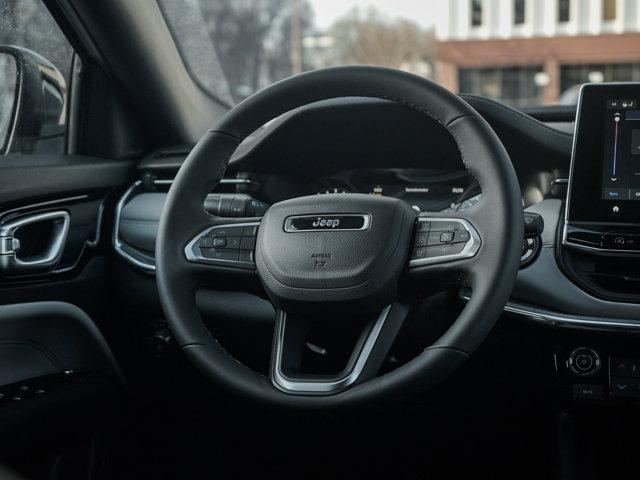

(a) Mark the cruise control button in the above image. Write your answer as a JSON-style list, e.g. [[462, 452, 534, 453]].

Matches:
[[207, 225, 244, 237], [439, 232, 454, 243], [427, 231, 455, 246], [453, 230, 470, 243], [412, 247, 427, 260], [225, 237, 242, 249], [240, 236, 256, 251], [212, 237, 227, 248], [430, 221, 464, 232], [200, 249, 239, 261], [414, 234, 428, 247], [426, 242, 466, 258], [198, 237, 214, 248]]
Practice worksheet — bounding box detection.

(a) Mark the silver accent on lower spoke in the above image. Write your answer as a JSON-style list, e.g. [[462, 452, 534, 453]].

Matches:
[[271, 305, 391, 395]]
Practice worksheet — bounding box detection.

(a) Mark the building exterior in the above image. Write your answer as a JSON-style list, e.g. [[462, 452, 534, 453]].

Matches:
[[434, 0, 640, 106]]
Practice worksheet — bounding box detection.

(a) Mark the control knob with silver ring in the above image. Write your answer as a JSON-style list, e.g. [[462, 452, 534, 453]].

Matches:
[[567, 347, 601, 377]]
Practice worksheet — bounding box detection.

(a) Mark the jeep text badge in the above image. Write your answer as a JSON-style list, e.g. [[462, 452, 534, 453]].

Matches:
[[284, 214, 371, 232]]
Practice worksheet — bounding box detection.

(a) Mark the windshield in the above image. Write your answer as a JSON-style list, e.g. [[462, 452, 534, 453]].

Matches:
[[160, 0, 640, 108]]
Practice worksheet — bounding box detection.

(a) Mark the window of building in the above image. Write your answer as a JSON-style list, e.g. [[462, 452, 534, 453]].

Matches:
[[459, 66, 544, 107], [471, 0, 483, 27], [561, 63, 640, 94], [514, 0, 526, 24], [603, 0, 617, 21], [558, 0, 571, 22]]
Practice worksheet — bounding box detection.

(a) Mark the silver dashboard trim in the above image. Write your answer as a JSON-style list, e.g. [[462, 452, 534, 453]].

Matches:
[[409, 217, 481, 267], [504, 301, 640, 332], [271, 306, 392, 395], [112, 181, 156, 272]]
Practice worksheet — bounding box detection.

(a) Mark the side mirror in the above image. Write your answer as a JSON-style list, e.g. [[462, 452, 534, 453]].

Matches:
[[0, 46, 67, 154]]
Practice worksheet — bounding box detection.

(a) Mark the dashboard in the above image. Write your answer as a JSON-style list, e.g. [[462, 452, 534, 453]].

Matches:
[[313, 168, 480, 213]]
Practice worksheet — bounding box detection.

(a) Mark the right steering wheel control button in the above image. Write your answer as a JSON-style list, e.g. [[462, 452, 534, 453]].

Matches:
[[426, 242, 465, 258], [412, 248, 427, 260], [410, 218, 480, 266], [439, 232, 454, 243]]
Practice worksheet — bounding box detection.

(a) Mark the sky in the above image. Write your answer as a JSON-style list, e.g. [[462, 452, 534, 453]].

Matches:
[[308, 0, 445, 30]]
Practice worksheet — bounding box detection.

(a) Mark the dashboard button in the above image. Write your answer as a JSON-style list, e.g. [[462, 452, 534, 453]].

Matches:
[[426, 242, 465, 258], [602, 233, 637, 249], [572, 384, 603, 400], [611, 358, 638, 378], [567, 348, 601, 377], [611, 378, 640, 398]]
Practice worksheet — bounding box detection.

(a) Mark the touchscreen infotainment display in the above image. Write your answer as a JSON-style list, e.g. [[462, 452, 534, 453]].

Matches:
[[601, 100, 640, 201], [566, 83, 640, 224]]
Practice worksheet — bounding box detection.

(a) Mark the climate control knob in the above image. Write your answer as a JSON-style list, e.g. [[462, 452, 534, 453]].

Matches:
[[567, 347, 601, 377]]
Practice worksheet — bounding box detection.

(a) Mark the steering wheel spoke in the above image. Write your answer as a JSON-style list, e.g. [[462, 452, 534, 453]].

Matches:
[[270, 303, 411, 395], [184, 219, 260, 272], [406, 213, 482, 291]]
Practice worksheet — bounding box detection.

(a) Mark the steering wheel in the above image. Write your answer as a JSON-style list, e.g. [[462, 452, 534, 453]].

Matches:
[[156, 66, 523, 407]]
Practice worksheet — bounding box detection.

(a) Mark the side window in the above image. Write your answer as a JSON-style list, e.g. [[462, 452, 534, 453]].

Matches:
[[0, 0, 74, 155]]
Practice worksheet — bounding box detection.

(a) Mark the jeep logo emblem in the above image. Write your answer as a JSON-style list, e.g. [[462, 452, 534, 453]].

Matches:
[[284, 214, 371, 232], [312, 217, 340, 228]]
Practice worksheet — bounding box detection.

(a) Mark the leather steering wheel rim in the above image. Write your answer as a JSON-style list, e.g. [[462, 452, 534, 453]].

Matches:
[[155, 66, 523, 408]]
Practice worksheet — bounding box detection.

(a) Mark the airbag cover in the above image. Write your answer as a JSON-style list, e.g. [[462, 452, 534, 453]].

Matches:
[[255, 194, 415, 307]]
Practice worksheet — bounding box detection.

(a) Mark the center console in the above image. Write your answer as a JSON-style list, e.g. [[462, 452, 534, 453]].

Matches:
[[564, 83, 640, 252], [561, 83, 640, 302]]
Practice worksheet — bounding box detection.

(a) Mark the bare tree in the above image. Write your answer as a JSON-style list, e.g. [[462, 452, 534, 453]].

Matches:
[[197, 0, 313, 102], [327, 7, 435, 77]]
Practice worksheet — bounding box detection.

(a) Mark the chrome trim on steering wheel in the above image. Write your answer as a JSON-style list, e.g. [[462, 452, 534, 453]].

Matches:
[[271, 306, 391, 395]]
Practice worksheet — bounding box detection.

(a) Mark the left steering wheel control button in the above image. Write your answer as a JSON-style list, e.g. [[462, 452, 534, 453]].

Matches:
[[201, 249, 239, 261], [185, 222, 259, 269], [212, 237, 227, 248], [206, 225, 244, 237], [198, 237, 214, 248]]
